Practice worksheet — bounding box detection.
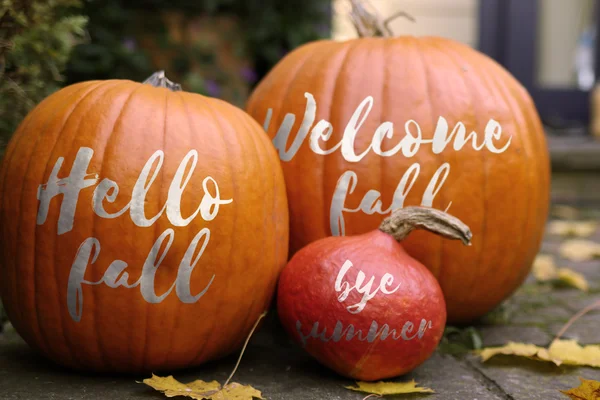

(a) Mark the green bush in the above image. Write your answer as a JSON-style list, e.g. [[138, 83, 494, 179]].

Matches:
[[0, 0, 88, 156]]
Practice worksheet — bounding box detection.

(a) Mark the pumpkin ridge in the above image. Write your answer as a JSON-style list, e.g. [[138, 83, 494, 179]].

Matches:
[[428, 41, 488, 304], [26, 81, 113, 366], [0, 84, 64, 338], [0, 82, 86, 355], [54, 81, 134, 369], [272, 45, 322, 252], [29, 81, 117, 368], [493, 59, 550, 280], [186, 95, 238, 367], [377, 38, 387, 229], [322, 40, 361, 240], [482, 60, 533, 299], [487, 60, 546, 291], [227, 105, 268, 353], [135, 83, 169, 373], [469, 52, 531, 309], [411, 38, 445, 279], [88, 82, 147, 371], [159, 90, 193, 370], [319, 41, 352, 239]]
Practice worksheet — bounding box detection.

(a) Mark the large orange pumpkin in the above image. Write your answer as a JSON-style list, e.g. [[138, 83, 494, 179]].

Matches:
[[246, 8, 550, 323], [0, 72, 289, 372]]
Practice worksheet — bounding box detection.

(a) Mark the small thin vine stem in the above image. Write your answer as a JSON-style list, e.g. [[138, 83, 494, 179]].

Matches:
[[554, 299, 600, 341], [223, 311, 267, 387]]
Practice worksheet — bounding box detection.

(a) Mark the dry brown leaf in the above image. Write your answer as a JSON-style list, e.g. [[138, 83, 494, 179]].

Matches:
[[479, 340, 600, 368], [559, 240, 600, 262], [142, 374, 263, 400], [549, 221, 597, 237], [532, 255, 589, 291], [345, 380, 434, 396], [561, 377, 600, 400]]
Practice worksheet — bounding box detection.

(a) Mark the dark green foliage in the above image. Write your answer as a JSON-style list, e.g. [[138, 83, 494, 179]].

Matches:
[[0, 0, 87, 156], [64, 0, 153, 84], [65, 0, 331, 89], [438, 326, 483, 356]]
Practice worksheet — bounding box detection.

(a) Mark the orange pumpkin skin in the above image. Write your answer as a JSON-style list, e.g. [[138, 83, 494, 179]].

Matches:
[[246, 37, 550, 323], [0, 79, 289, 373]]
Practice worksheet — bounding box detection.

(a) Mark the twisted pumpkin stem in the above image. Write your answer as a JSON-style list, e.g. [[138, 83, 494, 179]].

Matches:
[[379, 206, 472, 245], [143, 70, 182, 92], [349, 0, 415, 38]]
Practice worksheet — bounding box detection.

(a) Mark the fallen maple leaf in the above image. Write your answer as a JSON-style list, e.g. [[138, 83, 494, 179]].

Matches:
[[549, 221, 597, 238], [561, 377, 600, 400], [141, 312, 267, 400], [345, 380, 434, 396], [479, 340, 600, 368], [556, 268, 589, 292], [142, 375, 263, 400], [552, 206, 580, 220], [559, 240, 600, 262], [533, 254, 558, 281], [532, 255, 589, 291]]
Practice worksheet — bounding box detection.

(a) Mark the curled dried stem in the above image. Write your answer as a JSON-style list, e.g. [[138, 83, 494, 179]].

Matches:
[[379, 206, 472, 245]]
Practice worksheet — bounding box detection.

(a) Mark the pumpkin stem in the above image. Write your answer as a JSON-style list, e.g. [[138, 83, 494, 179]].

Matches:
[[349, 0, 415, 38], [143, 70, 182, 92], [379, 206, 472, 245]]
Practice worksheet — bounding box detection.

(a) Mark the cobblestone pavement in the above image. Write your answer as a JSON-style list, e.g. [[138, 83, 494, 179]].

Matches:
[[0, 206, 599, 400]]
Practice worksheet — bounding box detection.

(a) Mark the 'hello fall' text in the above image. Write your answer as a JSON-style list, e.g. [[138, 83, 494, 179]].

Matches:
[[36, 147, 232, 322]]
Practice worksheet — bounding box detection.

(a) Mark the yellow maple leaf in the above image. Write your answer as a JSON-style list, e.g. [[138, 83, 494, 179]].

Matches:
[[345, 380, 434, 396], [479, 340, 600, 368], [549, 221, 597, 238], [559, 240, 600, 262], [533, 254, 559, 281], [532, 255, 589, 291], [142, 374, 263, 400], [556, 268, 589, 292], [561, 377, 600, 400], [140, 312, 267, 400], [552, 205, 580, 220]]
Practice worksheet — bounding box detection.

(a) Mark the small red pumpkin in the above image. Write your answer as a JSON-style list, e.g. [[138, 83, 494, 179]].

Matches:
[[0, 71, 289, 373], [277, 207, 472, 381]]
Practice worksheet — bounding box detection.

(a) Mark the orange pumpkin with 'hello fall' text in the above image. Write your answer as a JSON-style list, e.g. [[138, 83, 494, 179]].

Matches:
[[246, 4, 550, 323], [0, 72, 289, 373]]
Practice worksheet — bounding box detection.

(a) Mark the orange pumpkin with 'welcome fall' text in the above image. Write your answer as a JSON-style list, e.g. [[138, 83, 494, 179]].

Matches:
[[0, 72, 289, 372], [246, 6, 550, 323]]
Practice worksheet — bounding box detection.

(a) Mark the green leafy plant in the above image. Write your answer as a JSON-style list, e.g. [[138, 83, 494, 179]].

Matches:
[[438, 326, 483, 356], [0, 0, 87, 156], [64, 0, 330, 101]]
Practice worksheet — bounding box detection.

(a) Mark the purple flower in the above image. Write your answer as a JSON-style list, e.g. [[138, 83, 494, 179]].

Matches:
[[240, 66, 258, 83], [204, 79, 221, 97], [122, 37, 137, 52]]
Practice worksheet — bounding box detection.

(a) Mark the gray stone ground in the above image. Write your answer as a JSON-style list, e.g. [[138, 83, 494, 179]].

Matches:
[[1, 152, 600, 399], [1, 207, 599, 400]]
